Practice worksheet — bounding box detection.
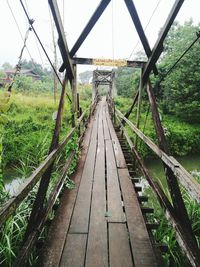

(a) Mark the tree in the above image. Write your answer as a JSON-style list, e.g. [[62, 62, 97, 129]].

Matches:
[[79, 71, 92, 84], [158, 20, 200, 123], [0, 71, 6, 79], [20, 60, 53, 80], [1, 62, 12, 70], [115, 67, 140, 97]]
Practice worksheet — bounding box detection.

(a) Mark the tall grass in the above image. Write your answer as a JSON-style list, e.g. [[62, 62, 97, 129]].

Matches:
[[144, 173, 200, 266]]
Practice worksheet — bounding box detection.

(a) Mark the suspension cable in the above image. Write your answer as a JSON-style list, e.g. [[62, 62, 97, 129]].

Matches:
[[6, 0, 36, 69], [22, 0, 45, 67], [129, 0, 162, 60], [19, 0, 72, 103], [158, 31, 200, 84], [111, 0, 115, 61], [8, 26, 32, 92], [138, 104, 150, 151]]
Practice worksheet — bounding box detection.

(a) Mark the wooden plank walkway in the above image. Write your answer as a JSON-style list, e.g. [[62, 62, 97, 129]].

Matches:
[[40, 98, 158, 267]]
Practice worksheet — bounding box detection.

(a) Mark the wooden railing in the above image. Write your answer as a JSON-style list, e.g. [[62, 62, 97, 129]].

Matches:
[[0, 99, 98, 267], [107, 96, 200, 267]]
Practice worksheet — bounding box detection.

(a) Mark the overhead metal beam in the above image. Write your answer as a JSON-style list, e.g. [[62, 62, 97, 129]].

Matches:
[[72, 57, 145, 68], [70, 0, 111, 57], [124, 0, 158, 75], [142, 0, 185, 84], [48, 0, 74, 81]]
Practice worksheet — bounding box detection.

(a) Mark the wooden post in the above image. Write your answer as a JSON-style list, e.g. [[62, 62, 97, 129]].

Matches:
[[109, 82, 112, 99], [146, 80, 196, 238], [135, 68, 143, 149], [73, 64, 77, 112], [113, 103, 116, 125], [71, 65, 77, 127], [77, 93, 81, 136], [51, 20, 57, 103], [77, 93, 80, 118], [25, 72, 68, 239], [92, 71, 97, 102]]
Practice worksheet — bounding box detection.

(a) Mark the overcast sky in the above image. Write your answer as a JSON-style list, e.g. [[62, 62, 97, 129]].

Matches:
[[0, 0, 199, 74]]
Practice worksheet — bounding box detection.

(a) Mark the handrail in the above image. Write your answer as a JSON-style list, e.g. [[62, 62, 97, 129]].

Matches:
[[114, 113, 200, 266], [12, 99, 99, 267], [0, 105, 93, 227], [115, 108, 200, 204]]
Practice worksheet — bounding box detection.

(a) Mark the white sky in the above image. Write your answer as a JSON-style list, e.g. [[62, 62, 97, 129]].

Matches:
[[0, 0, 199, 74]]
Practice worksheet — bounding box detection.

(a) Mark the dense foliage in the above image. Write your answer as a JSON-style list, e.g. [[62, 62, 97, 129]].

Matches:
[[1, 60, 52, 80], [115, 21, 200, 123], [115, 97, 200, 159], [158, 20, 200, 123], [115, 67, 140, 98]]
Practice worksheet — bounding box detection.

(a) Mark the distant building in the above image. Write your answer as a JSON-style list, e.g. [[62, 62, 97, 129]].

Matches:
[[0, 69, 40, 87]]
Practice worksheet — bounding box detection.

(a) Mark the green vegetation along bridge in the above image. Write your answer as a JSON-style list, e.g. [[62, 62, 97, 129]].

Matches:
[[1, 0, 200, 266]]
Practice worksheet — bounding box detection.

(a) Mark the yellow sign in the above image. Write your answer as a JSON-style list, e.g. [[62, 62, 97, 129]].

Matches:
[[93, 58, 127, 67]]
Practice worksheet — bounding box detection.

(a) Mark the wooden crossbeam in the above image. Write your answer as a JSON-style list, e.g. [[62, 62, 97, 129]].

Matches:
[[142, 0, 185, 84], [124, 0, 158, 75], [70, 0, 111, 57], [72, 57, 145, 68], [48, 0, 74, 81]]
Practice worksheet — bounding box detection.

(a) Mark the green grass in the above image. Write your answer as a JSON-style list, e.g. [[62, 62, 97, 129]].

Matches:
[[3, 92, 76, 168], [144, 174, 200, 266]]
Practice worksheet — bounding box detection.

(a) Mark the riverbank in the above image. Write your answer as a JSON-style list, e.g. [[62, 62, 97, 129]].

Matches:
[[115, 97, 200, 159]]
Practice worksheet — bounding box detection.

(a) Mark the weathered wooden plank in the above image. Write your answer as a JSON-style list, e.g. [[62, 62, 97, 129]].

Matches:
[[118, 168, 158, 267], [106, 140, 125, 223], [85, 103, 108, 267], [69, 105, 99, 233], [72, 57, 145, 68], [102, 102, 110, 140], [109, 223, 133, 267], [105, 105, 127, 168], [38, 116, 94, 267], [48, 0, 74, 79], [60, 234, 87, 267]]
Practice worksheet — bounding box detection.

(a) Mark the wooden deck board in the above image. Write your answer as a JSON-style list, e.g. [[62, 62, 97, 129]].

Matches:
[[69, 106, 99, 233], [106, 139, 125, 223], [118, 168, 158, 267], [102, 103, 110, 140], [85, 101, 108, 267], [109, 223, 133, 267], [105, 105, 127, 168], [40, 98, 159, 267], [60, 234, 87, 267], [39, 113, 94, 267]]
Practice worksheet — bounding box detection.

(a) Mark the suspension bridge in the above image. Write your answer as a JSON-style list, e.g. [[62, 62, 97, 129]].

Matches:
[[1, 0, 200, 266]]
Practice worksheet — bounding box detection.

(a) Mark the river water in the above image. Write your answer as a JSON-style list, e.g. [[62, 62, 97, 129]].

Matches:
[[4, 168, 22, 196], [3, 155, 200, 195], [144, 154, 200, 189]]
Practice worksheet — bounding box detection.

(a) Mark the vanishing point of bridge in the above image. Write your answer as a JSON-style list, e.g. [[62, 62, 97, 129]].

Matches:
[[40, 98, 158, 267], [1, 0, 200, 266]]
